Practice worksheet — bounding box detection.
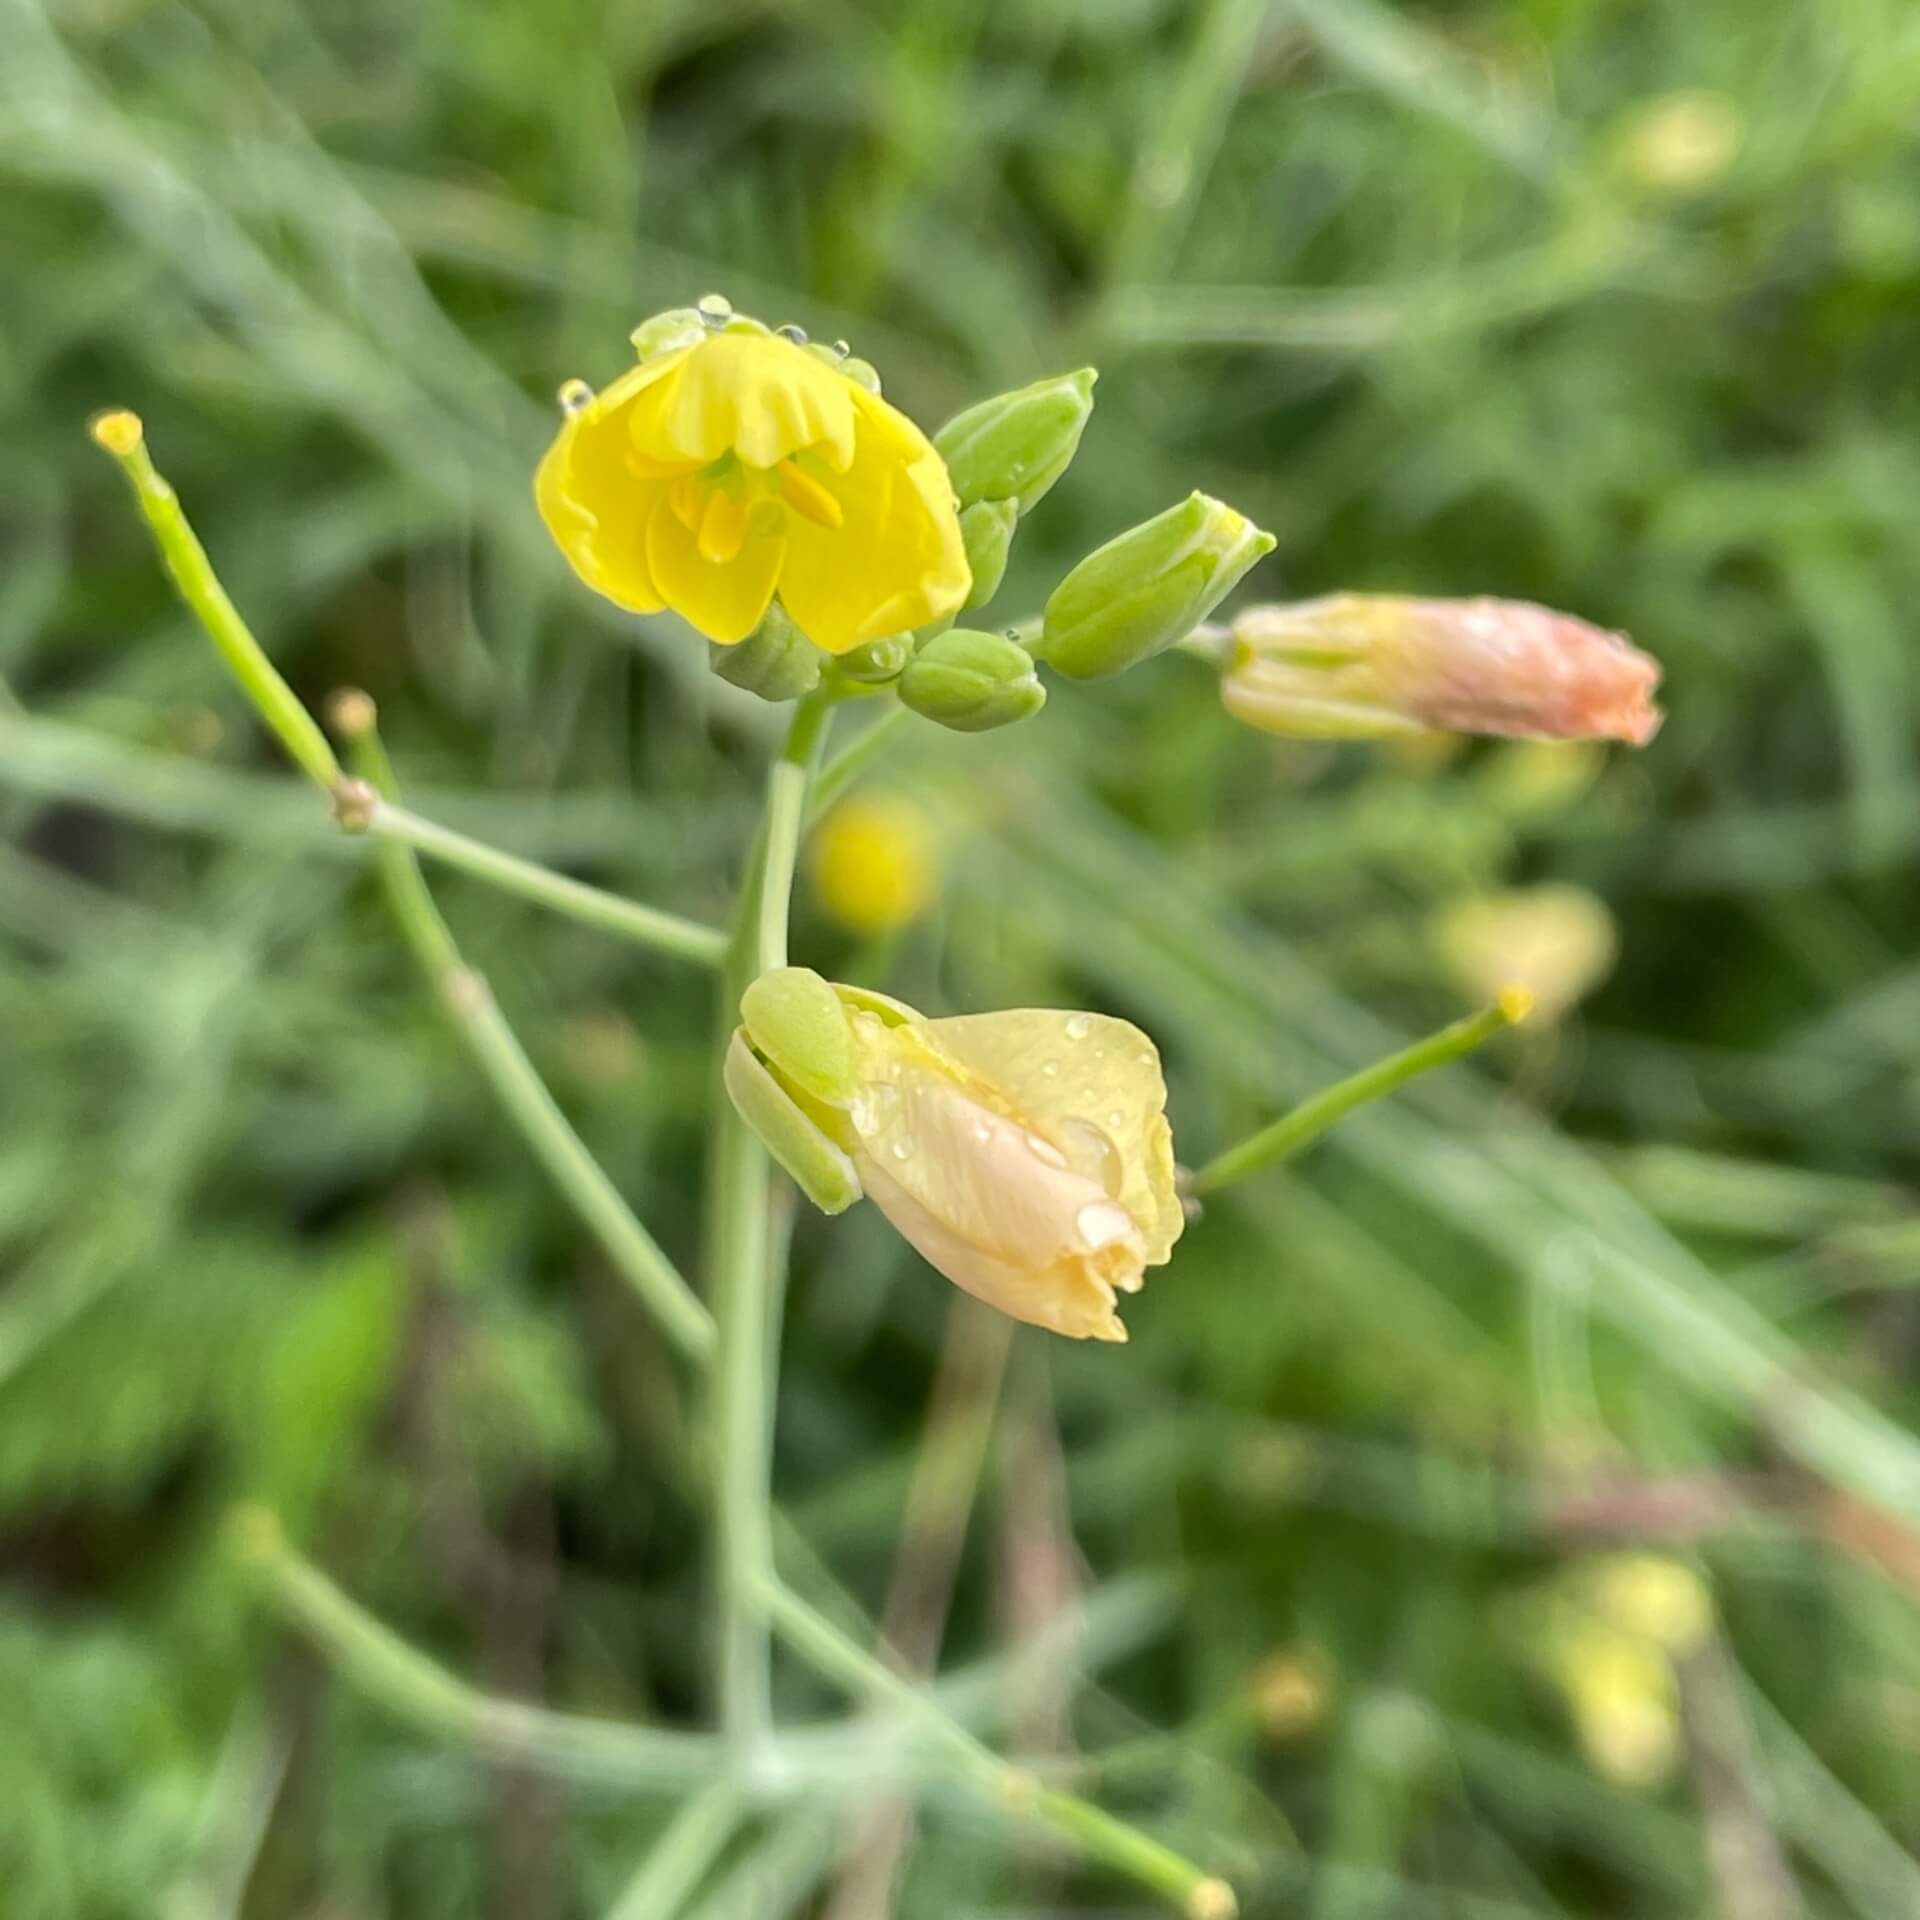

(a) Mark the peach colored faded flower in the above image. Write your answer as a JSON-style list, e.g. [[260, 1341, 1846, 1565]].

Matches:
[[728, 970, 1184, 1341], [536, 316, 969, 651], [1221, 594, 1662, 746]]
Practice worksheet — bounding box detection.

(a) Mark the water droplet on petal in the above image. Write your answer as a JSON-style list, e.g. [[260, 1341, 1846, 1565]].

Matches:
[[556, 378, 593, 416], [1065, 1014, 1092, 1041], [775, 322, 808, 345], [696, 292, 733, 328], [1040, 1059, 1060, 1078], [1106, 1111, 1126, 1131], [1024, 1131, 1068, 1169], [1058, 1118, 1123, 1196], [1075, 1200, 1136, 1251], [890, 1136, 914, 1162], [830, 338, 851, 360], [971, 1119, 993, 1144]]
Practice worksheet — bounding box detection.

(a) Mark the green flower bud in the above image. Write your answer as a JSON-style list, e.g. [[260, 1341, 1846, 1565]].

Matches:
[[934, 369, 1097, 515], [740, 966, 858, 1104], [833, 633, 915, 686], [724, 1031, 862, 1215], [710, 603, 823, 702], [1036, 492, 1275, 682], [959, 498, 1018, 612], [899, 627, 1047, 733]]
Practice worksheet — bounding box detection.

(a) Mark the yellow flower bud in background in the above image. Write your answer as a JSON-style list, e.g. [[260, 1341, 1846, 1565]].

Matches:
[[1254, 1649, 1334, 1742], [1587, 1554, 1713, 1658], [1221, 595, 1663, 745], [727, 972, 1185, 1341], [537, 300, 969, 651], [1615, 90, 1743, 196], [1435, 885, 1618, 1024], [1554, 1622, 1682, 1788], [810, 794, 940, 937]]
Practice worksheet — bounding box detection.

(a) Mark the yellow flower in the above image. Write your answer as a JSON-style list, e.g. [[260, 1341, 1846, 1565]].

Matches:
[[843, 1005, 1185, 1341], [536, 320, 970, 650], [1435, 885, 1618, 1025], [810, 793, 939, 936]]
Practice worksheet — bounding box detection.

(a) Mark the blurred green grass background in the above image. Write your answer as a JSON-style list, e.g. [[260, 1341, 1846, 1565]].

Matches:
[[5, 0, 1920, 1914]]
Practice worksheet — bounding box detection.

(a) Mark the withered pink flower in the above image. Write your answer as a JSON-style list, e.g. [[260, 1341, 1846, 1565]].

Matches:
[[1220, 594, 1663, 746]]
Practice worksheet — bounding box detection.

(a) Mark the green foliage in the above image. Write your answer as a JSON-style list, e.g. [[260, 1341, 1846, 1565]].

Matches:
[[7, 0, 1920, 1915]]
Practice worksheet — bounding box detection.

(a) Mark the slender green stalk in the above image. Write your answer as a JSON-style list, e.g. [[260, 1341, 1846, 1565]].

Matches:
[[806, 701, 911, 823], [758, 1574, 1234, 1917], [606, 1780, 744, 1920], [344, 724, 716, 1365], [706, 691, 835, 1766], [90, 411, 342, 793], [229, 1507, 719, 1790], [365, 797, 726, 968], [1189, 990, 1531, 1195]]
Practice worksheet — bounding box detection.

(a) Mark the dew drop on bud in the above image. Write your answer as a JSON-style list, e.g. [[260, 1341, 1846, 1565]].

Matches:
[[775, 322, 808, 345], [696, 292, 733, 328], [830, 338, 851, 360], [556, 378, 593, 416]]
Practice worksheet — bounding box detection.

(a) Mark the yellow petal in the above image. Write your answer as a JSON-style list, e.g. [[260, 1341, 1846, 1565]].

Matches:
[[533, 352, 699, 615], [926, 1010, 1184, 1264], [777, 420, 970, 652], [631, 331, 857, 471], [647, 496, 785, 644]]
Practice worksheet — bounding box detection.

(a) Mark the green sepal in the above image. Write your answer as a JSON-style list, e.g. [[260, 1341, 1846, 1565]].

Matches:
[[739, 966, 858, 1105], [724, 1032, 863, 1215], [711, 603, 824, 702]]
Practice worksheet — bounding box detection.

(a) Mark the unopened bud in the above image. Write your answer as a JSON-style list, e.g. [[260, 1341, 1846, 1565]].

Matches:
[[1038, 493, 1274, 681], [934, 369, 1097, 515], [1222, 595, 1662, 745], [899, 627, 1046, 732], [710, 603, 823, 703], [959, 498, 1018, 612]]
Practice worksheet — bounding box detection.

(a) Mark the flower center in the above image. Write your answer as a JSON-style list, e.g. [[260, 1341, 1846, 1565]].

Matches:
[[654, 449, 846, 564]]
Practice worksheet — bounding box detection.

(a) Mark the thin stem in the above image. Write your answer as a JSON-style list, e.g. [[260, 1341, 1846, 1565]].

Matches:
[[345, 725, 717, 1366], [1189, 990, 1531, 1196], [806, 702, 911, 823], [707, 691, 835, 1766], [90, 411, 342, 793], [606, 1779, 744, 1920], [229, 1507, 720, 1791], [365, 798, 726, 969], [758, 1574, 1234, 1918]]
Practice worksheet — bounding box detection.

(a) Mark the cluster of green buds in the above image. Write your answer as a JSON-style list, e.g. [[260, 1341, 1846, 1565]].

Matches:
[[709, 354, 1276, 730]]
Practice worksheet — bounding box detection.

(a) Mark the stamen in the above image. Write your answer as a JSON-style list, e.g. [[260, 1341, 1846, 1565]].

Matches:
[[777, 462, 845, 531], [698, 488, 749, 565], [669, 474, 705, 532]]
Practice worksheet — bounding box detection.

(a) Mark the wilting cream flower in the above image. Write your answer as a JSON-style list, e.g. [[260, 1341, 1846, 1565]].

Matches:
[[728, 971, 1183, 1341], [1221, 595, 1662, 746], [536, 313, 969, 650]]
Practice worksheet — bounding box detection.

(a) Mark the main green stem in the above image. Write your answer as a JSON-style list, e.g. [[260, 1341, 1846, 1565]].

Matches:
[[708, 691, 835, 1768]]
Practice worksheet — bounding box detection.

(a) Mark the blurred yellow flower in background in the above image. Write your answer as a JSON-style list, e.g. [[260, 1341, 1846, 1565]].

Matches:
[[1554, 1621, 1682, 1788], [537, 318, 969, 649], [810, 793, 940, 936], [1436, 884, 1618, 1024]]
